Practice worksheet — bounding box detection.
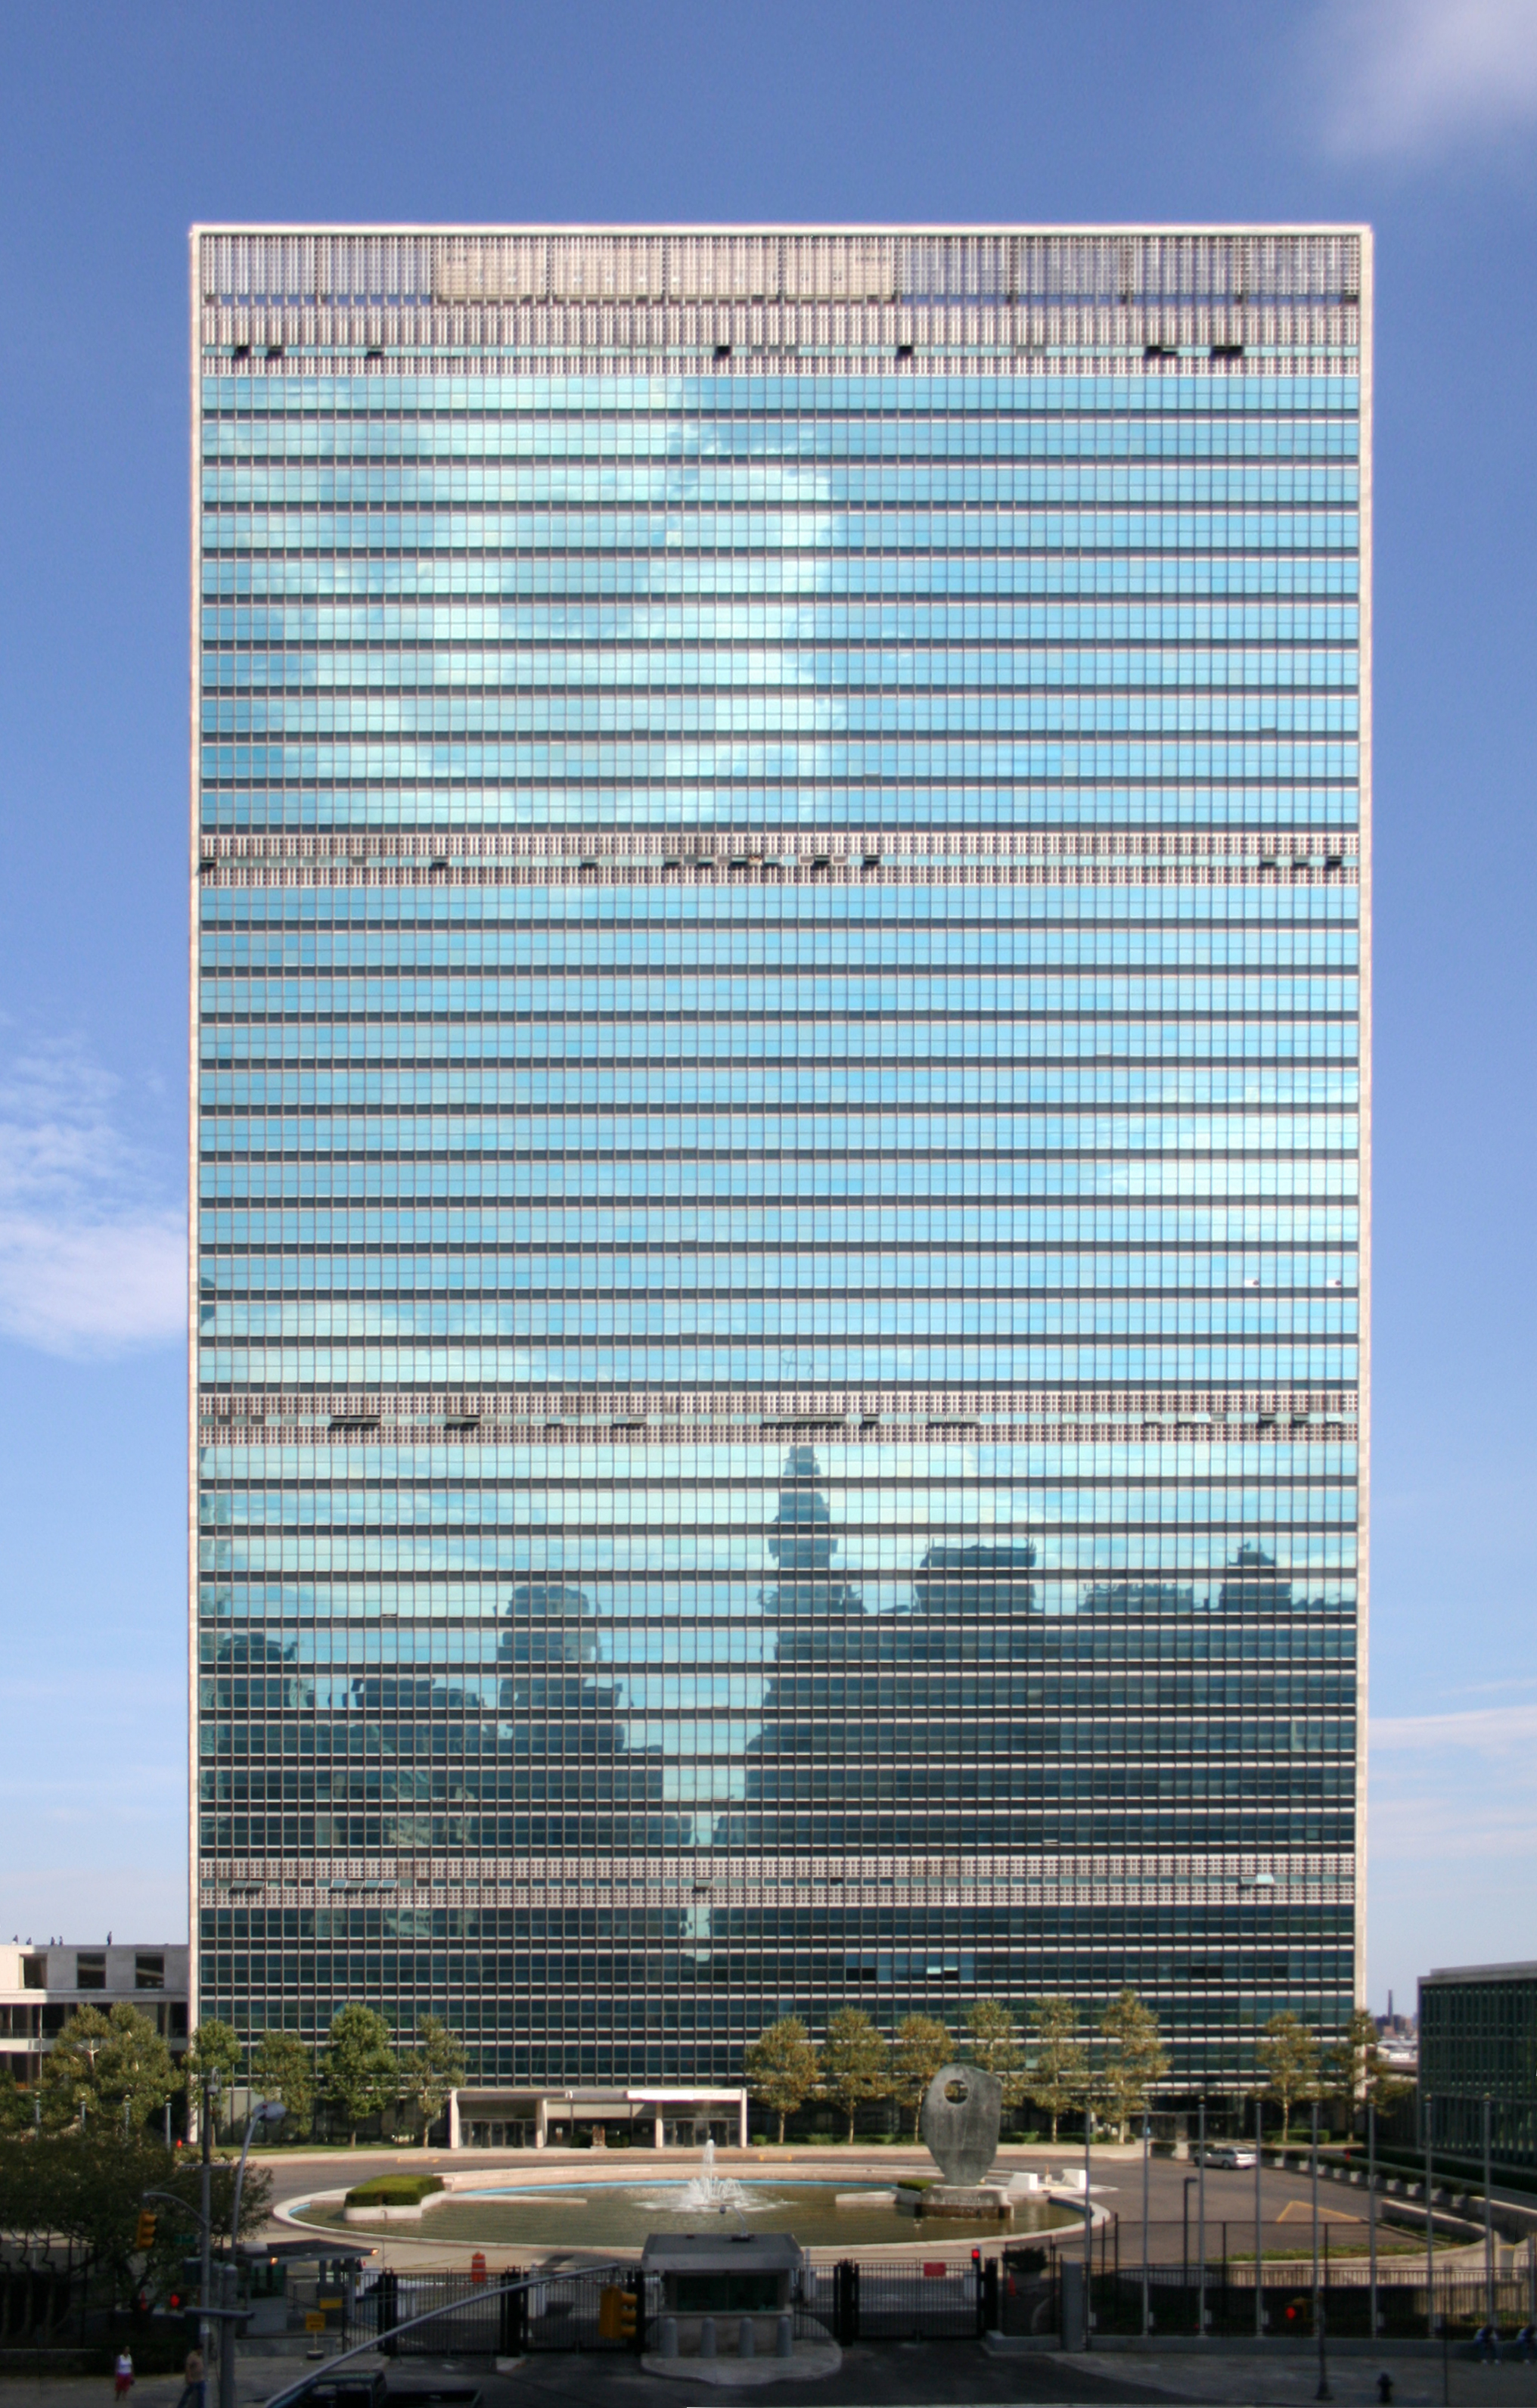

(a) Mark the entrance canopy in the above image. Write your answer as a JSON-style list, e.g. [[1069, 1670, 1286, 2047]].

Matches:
[[449, 2083, 748, 2150]]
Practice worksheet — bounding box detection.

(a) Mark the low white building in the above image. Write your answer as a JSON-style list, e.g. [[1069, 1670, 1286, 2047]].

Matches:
[[0, 1941, 190, 2092], [448, 2083, 748, 2150]]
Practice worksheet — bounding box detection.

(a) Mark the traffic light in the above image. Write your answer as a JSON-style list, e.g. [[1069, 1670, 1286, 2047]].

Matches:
[[598, 2285, 638, 2343], [134, 2211, 157, 2251]]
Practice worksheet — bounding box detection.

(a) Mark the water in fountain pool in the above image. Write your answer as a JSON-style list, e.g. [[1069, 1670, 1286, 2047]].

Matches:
[[293, 2149, 1078, 2251]]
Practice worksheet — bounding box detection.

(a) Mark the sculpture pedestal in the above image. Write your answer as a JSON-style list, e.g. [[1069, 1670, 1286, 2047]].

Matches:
[[898, 2183, 1014, 2220]]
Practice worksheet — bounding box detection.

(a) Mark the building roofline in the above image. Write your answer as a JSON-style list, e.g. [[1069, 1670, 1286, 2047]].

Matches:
[[1423, 1962, 1537, 1984], [190, 219, 1373, 240]]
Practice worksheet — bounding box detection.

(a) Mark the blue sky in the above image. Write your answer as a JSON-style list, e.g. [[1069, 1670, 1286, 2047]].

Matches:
[[2, 0, 1535, 2007]]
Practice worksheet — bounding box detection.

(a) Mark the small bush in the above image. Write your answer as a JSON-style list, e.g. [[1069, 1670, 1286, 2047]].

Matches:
[[343, 2173, 445, 2207]]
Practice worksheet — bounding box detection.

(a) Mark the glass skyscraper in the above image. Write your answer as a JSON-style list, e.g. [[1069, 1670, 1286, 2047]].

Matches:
[[193, 225, 1368, 2097]]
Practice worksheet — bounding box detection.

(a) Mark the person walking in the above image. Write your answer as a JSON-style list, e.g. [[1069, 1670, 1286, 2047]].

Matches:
[[173, 2345, 204, 2408], [113, 2347, 135, 2400]]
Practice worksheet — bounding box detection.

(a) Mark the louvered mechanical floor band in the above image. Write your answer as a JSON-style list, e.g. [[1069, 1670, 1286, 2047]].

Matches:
[[197, 1385, 1358, 1442], [197, 831, 1361, 893]]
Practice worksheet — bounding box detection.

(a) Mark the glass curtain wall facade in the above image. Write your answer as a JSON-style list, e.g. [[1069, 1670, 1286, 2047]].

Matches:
[[192, 226, 1370, 2093], [1421, 1966, 1537, 2167]]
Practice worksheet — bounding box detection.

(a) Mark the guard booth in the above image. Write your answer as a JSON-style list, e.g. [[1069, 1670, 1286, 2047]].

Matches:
[[641, 2234, 801, 2354]]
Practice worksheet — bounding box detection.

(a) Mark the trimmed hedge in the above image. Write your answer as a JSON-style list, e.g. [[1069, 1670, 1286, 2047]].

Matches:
[[343, 2173, 445, 2207]]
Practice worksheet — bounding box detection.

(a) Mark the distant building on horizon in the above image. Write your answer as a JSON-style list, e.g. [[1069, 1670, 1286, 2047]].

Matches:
[[191, 223, 1369, 2103], [1421, 1962, 1537, 2164], [0, 1943, 188, 2100]]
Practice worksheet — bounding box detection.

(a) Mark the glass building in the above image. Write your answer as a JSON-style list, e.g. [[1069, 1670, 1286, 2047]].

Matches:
[[1421, 1965, 1537, 2166], [192, 225, 1369, 2096]]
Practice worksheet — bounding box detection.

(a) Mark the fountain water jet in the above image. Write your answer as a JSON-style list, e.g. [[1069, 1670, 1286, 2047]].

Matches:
[[675, 2137, 759, 2216]]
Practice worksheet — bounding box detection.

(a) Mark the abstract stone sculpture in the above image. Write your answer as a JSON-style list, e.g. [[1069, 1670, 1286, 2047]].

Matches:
[[920, 2062, 1002, 2186]]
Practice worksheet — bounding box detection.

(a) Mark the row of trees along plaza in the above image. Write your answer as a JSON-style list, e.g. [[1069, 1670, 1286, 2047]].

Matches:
[[0, 1994, 1408, 2158], [0, 2002, 465, 2149], [744, 1999, 1410, 2145]]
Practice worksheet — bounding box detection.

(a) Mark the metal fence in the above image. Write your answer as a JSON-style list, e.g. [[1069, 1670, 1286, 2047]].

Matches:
[[351, 2258, 991, 2354], [801, 2257, 983, 2343], [995, 2229, 1537, 2344], [336, 2238, 1537, 2358]]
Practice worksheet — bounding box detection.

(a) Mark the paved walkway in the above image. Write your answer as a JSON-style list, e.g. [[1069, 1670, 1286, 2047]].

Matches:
[[8, 2344, 1537, 2408]]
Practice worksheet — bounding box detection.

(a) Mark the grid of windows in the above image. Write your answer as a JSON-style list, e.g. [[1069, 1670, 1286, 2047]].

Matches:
[[1421, 1970, 1537, 2166], [192, 225, 1368, 2093]]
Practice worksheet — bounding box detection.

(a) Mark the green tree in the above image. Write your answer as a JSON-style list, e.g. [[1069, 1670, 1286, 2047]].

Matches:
[[322, 2005, 399, 2146], [398, 2014, 466, 2147], [890, 2015, 953, 2141], [965, 1999, 1029, 2113], [818, 2008, 890, 2143], [1098, 1989, 1169, 2142], [39, 2003, 176, 2133], [0, 2074, 32, 2136], [182, 2018, 243, 2140], [1326, 2007, 1412, 2128], [1257, 2009, 1320, 2144], [250, 2030, 316, 2139], [744, 2017, 819, 2145], [0, 2130, 271, 2312], [1028, 1997, 1091, 2142]]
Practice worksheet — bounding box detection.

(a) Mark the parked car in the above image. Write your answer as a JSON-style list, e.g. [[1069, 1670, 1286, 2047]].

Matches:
[[1200, 2145, 1258, 2169]]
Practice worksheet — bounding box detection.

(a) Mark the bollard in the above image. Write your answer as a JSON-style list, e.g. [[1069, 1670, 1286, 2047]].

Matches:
[[777, 2313, 793, 2359], [658, 2316, 678, 2359], [700, 2316, 717, 2358], [738, 2316, 756, 2358]]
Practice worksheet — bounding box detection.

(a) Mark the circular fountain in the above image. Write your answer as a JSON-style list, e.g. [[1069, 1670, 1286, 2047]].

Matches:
[[285, 2136, 1078, 2253]]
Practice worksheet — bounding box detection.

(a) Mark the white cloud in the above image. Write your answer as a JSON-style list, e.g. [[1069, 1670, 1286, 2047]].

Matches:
[[1371, 1700, 1537, 1751], [0, 1035, 183, 1356], [1320, 0, 1537, 156]]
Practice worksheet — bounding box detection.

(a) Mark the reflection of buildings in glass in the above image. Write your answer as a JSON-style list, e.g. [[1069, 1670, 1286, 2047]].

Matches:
[[1079, 1549, 1296, 1617], [1079, 1580, 1197, 1614], [501, 1578, 664, 1847], [747, 1453, 1041, 1858], [759, 1446, 865, 1620], [1217, 1543, 1294, 1613], [911, 1542, 1037, 1617]]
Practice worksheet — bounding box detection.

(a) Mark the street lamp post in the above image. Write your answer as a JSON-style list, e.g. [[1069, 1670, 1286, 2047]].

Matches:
[[1256, 2087, 1265, 2339], [220, 2099, 287, 2408], [200, 2075, 219, 2398], [1368, 2094, 1378, 2341], [1082, 2102, 1094, 2346], [1197, 2098, 1207, 2341], [1485, 2093, 1495, 2335], [1312, 2098, 1331, 2400], [1141, 2110, 1150, 2337], [1424, 2090, 1436, 2339]]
